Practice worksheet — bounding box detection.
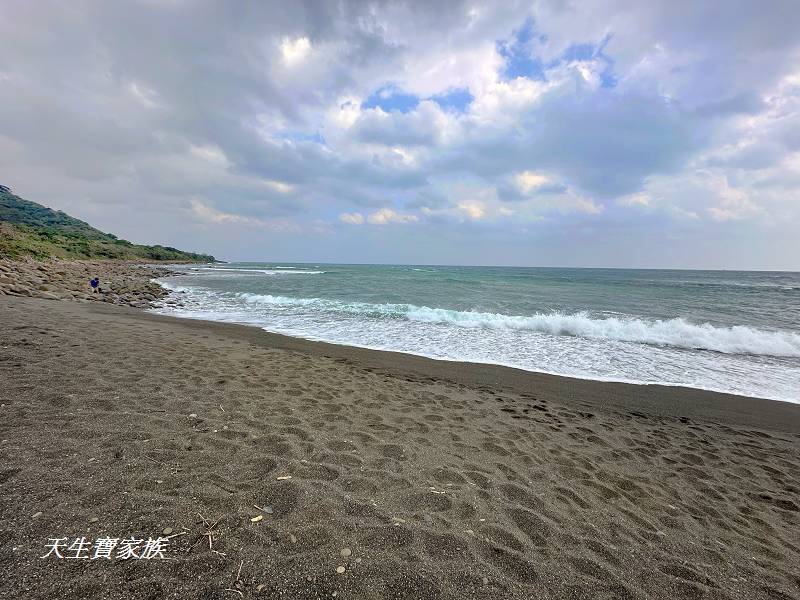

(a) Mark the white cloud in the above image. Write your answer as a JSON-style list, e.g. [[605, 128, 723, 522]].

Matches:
[[279, 36, 311, 66], [189, 198, 265, 226], [1, 1, 800, 267], [366, 208, 419, 225], [515, 171, 552, 193], [339, 212, 365, 225]]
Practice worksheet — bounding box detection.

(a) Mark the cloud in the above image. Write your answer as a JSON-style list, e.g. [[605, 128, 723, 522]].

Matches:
[[367, 208, 419, 225], [339, 208, 418, 225], [280, 36, 312, 66], [189, 198, 267, 226], [339, 212, 365, 225], [515, 171, 552, 193], [0, 1, 799, 267]]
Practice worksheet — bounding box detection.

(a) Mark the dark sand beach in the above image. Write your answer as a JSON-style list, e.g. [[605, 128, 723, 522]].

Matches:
[[1, 295, 799, 599]]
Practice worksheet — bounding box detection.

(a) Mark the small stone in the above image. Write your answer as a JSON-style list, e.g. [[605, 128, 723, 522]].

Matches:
[[89, 517, 99, 523], [264, 506, 274, 514], [251, 515, 263, 523], [289, 534, 297, 544], [482, 577, 489, 586], [32, 511, 42, 519], [336, 566, 346, 574], [256, 584, 266, 592], [306, 575, 313, 582], [355, 557, 362, 564], [340, 548, 352, 557], [189, 413, 198, 418], [162, 527, 173, 535]]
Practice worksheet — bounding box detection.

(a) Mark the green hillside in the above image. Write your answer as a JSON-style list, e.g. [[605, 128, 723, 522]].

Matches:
[[0, 185, 215, 262]]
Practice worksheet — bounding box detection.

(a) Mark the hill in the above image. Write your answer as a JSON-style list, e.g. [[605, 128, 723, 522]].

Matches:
[[0, 185, 215, 262]]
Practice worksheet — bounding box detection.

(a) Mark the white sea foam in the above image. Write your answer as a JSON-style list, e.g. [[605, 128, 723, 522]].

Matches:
[[238, 293, 800, 357], [201, 267, 324, 275]]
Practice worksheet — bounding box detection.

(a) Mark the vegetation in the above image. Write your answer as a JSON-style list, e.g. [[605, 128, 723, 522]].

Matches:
[[0, 185, 215, 262]]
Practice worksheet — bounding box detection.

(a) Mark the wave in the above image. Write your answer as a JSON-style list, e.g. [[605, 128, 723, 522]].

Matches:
[[238, 293, 800, 357], [201, 267, 324, 275]]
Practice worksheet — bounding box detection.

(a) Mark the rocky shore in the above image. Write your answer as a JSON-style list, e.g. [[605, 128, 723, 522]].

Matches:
[[0, 258, 183, 308]]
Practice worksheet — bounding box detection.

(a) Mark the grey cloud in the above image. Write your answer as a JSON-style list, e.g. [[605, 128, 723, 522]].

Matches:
[[0, 0, 799, 267]]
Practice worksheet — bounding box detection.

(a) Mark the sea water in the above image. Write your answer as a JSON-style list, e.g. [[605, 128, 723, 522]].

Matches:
[[151, 264, 800, 402]]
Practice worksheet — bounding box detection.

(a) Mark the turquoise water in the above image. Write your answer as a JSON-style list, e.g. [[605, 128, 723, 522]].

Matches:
[[153, 264, 800, 402]]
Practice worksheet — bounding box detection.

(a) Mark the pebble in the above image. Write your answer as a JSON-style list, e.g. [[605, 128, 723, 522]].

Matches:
[[289, 534, 297, 544], [340, 548, 352, 557], [264, 506, 274, 514], [162, 527, 173, 536], [32, 511, 42, 519], [482, 577, 489, 586], [89, 517, 99, 523], [355, 557, 362, 564], [189, 413, 197, 418], [306, 575, 313, 582], [336, 566, 346, 574]]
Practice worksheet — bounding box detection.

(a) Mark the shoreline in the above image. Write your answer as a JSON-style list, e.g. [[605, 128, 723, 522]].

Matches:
[[130, 299, 800, 432], [2, 294, 799, 599], [151, 302, 800, 407]]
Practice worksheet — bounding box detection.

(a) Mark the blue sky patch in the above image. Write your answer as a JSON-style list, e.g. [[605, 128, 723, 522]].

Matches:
[[430, 88, 474, 112], [362, 85, 420, 113], [498, 18, 546, 81]]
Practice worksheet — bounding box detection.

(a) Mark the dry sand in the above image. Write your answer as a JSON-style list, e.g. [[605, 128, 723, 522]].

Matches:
[[1, 295, 798, 599]]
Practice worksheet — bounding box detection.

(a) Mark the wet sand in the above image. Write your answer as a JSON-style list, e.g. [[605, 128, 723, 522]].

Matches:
[[1, 295, 799, 599]]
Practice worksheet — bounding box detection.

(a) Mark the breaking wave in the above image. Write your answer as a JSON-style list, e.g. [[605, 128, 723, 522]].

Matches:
[[201, 267, 324, 275], [239, 293, 800, 357]]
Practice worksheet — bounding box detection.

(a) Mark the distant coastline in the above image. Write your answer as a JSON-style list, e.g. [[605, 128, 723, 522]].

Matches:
[[0, 185, 214, 262]]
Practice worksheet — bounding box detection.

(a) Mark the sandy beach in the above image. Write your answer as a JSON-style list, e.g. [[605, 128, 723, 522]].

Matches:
[[0, 294, 798, 599]]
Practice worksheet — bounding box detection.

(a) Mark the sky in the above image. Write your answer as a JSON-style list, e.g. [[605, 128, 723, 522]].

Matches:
[[1, 1, 800, 269]]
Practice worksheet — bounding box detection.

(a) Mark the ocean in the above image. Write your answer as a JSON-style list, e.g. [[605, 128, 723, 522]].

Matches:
[[151, 264, 800, 403]]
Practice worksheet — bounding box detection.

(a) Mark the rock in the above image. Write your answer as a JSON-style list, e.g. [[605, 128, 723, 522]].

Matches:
[[10, 285, 31, 296], [162, 527, 173, 535], [89, 517, 99, 523], [336, 566, 346, 574], [32, 511, 43, 519], [264, 506, 274, 514], [340, 548, 352, 557]]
